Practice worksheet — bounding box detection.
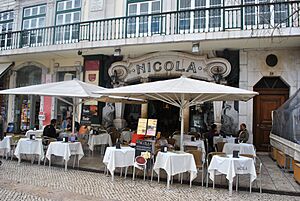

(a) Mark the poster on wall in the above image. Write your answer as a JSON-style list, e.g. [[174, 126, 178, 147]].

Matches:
[[146, 119, 157, 136], [137, 118, 147, 135]]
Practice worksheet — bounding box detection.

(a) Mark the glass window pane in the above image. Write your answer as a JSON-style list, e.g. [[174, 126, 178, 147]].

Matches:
[[75, 0, 81, 8], [129, 4, 137, 16], [180, 0, 191, 9], [57, 2, 65, 11], [57, 14, 64, 25], [195, 0, 206, 7], [140, 3, 148, 14], [73, 12, 80, 22], [23, 20, 30, 29], [39, 5, 46, 14], [31, 18, 37, 28], [24, 8, 31, 17], [32, 7, 38, 16], [9, 11, 14, 20], [66, 1, 72, 9], [152, 1, 160, 13], [65, 13, 72, 24], [38, 17, 45, 27]]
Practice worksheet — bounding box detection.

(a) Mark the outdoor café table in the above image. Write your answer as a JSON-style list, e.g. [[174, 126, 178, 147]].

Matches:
[[173, 134, 193, 148], [183, 139, 206, 162], [46, 141, 84, 171], [222, 143, 256, 156], [208, 154, 256, 196], [88, 133, 112, 154], [226, 136, 236, 144], [103, 146, 135, 181], [213, 135, 227, 145], [14, 138, 44, 165], [153, 151, 197, 189], [25, 129, 44, 138], [0, 136, 11, 159]]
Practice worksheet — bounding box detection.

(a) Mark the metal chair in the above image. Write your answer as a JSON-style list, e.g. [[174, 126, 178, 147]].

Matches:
[[206, 152, 226, 188], [186, 149, 205, 186], [238, 154, 262, 193], [133, 155, 147, 181]]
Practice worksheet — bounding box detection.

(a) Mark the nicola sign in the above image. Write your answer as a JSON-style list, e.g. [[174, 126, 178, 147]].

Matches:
[[108, 52, 231, 83]]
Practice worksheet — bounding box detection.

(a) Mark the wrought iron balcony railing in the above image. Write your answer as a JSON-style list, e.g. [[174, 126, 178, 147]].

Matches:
[[0, 1, 299, 51]]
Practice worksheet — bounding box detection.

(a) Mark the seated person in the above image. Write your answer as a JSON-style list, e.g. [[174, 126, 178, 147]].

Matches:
[[206, 124, 218, 153], [66, 116, 80, 132], [237, 123, 249, 143], [43, 119, 58, 139]]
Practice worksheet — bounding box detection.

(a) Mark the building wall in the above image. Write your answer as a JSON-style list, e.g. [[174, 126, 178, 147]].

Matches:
[[239, 48, 300, 143]]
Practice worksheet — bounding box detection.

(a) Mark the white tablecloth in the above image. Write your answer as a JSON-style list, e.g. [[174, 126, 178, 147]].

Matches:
[[183, 140, 206, 162], [14, 138, 44, 161], [153, 151, 197, 188], [0, 136, 11, 156], [226, 136, 236, 144], [88, 134, 112, 151], [103, 146, 135, 177], [46, 141, 84, 162], [25, 130, 44, 138], [208, 155, 256, 184], [222, 143, 256, 156]]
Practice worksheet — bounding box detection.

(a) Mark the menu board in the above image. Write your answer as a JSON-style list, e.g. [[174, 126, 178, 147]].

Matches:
[[146, 119, 157, 136], [137, 118, 147, 135]]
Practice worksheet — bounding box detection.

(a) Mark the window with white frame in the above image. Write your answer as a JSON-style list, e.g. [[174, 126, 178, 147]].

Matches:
[[179, 0, 222, 31], [127, 0, 161, 35], [0, 10, 14, 47], [55, 0, 81, 42], [244, 0, 288, 27]]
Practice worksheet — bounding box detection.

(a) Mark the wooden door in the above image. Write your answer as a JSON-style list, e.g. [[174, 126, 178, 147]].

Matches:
[[253, 90, 288, 151]]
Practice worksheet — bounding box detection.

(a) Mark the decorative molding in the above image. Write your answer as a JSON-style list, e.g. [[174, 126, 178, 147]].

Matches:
[[108, 51, 231, 83]]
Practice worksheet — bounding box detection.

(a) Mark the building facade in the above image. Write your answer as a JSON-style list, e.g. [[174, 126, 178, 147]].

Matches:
[[0, 0, 299, 151]]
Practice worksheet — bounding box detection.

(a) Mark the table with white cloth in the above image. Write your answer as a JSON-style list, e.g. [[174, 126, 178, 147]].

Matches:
[[46, 141, 84, 171], [222, 143, 256, 156], [88, 134, 112, 153], [14, 138, 44, 165], [208, 154, 256, 196], [103, 146, 135, 181], [0, 136, 11, 159], [183, 140, 206, 162], [25, 130, 44, 138], [153, 151, 197, 189]]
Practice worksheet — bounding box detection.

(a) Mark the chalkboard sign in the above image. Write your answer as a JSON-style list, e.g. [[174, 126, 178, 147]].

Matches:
[[135, 140, 154, 157]]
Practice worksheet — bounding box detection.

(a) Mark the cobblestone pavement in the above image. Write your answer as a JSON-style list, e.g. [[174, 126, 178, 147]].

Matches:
[[0, 160, 300, 201]]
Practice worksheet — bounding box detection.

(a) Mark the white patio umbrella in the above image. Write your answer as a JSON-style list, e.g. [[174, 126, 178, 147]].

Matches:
[[93, 76, 259, 151], [0, 79, 145, 134]]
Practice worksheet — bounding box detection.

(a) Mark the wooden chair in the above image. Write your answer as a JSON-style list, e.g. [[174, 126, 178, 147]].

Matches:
[[167, 138, 176, 147], [215, 141, 226, 152], [186, 149, 205, 186], [206, 152, 226, 187], [109, 131, 121, 145], [239, 154, 262, 193], [184, 145, 198, 151]]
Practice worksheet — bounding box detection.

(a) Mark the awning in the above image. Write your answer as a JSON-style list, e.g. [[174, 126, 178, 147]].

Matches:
[[0, 62, 13, 78]]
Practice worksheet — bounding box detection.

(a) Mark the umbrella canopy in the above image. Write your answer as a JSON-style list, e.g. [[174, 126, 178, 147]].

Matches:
[[0, 79, 145, 134], [93, 76, 258, 150]]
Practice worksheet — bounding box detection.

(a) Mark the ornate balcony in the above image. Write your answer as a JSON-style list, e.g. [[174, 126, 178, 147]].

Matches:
[[0, 1, 299, 51]]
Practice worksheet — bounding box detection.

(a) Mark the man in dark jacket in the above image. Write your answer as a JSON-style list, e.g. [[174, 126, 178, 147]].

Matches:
[[43, 119, 58, 139]]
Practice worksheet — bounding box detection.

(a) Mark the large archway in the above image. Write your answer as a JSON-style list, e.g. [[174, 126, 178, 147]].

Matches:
[[253, 77, 289, 151]]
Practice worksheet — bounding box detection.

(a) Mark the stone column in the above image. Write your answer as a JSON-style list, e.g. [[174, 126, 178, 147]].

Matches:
[[113, 83, 126, 129], [140, 77, 149, 118]]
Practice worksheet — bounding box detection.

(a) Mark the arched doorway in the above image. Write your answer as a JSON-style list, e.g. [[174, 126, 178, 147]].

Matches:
[[15, 65, 42, 132], [253, 77, 289, 151]]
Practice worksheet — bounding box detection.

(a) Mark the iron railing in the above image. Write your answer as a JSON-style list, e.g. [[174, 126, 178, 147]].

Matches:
[[0, 1, 299, 51]]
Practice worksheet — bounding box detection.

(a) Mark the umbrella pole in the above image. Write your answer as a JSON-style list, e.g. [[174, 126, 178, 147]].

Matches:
[[180, 94, 185, 151], [72, 98, 76, 135]]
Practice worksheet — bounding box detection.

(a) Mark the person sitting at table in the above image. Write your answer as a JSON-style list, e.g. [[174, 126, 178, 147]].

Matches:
[[43, 119, 58, 139], [237, 123, 249, 143], [66, 116, 80, 132], [206, 123, 218, 153]]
